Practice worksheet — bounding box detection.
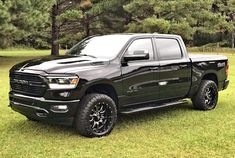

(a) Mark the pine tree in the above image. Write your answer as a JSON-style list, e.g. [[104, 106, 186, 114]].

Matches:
[[50, 0, 127, 55], [124, 0, 233, 43], [213, 0, 235, 47], [0, 0, 53, 49]]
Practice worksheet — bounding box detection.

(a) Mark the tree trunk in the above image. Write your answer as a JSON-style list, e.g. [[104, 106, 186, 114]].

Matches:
[[232, 31, 235, 48], [51, 3, 59, 55], [83, 13, 90, 37], [85, 21, 90, 37], [125, 13, 132, 25]]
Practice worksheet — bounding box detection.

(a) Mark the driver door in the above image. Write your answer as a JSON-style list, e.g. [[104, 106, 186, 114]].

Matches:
[[120, 38, 160, 106]]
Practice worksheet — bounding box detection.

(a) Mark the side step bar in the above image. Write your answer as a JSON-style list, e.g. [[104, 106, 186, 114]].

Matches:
[[120, 100, 188, 114]]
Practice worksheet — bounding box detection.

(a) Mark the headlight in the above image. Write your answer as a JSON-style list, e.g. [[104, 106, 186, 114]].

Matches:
[[46, 76, 79, 90]]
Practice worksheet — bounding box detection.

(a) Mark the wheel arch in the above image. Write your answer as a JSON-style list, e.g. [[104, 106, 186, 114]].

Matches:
[[83, 82, 119, 108], [188, 72, 218, 98], [202, 73, 218, 86]]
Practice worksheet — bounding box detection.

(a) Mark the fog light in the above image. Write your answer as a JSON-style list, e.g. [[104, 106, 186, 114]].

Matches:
[[59, 92, 70, 98], [51, 105, 68, 113]]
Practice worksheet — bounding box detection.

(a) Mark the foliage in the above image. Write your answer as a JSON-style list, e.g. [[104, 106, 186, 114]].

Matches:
[[56, 0, 128, 47], [124, 0, 234, 41], [0, 0, 54, 49], [0, 0, 235, 50]]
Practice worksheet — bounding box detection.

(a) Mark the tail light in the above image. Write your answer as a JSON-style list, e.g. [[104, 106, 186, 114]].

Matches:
[[226, 61, 229, 79]]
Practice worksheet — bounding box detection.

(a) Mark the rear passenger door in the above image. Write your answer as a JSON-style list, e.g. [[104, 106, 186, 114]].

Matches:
[[154, 38, 191, 100]]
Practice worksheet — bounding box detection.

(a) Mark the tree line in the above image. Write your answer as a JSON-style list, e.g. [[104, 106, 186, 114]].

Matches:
[[0, 0, 235, 55]]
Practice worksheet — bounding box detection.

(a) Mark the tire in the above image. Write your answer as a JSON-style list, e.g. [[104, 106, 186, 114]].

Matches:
[[75, 93, 117, 137], [192, 80, 218, 110]]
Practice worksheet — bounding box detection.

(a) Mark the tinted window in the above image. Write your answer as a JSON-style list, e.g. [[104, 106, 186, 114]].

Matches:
[[66, 35, 132, 59], [155, 38, 182, 60], [125, 38, 154, 60]]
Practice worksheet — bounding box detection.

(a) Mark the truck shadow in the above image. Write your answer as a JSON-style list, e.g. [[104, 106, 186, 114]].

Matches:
[[8, 102, 195, 137]]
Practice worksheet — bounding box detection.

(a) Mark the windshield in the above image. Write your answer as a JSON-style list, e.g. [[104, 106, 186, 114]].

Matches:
[[66, 35, 132, 59]]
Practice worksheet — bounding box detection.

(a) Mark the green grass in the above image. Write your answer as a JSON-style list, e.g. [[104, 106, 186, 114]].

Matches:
[[0, 50, 235, 158]]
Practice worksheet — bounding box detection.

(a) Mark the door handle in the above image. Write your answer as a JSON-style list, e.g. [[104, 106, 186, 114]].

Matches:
[[150, 67, 159, 70], [179, 64, 188, 69]]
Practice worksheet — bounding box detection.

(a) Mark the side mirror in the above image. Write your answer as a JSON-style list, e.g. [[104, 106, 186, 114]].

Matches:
[[123, 50, 149, 62]]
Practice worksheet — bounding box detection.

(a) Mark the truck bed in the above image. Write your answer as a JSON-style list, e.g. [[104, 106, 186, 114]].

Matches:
[[189, 54, 228, 62]]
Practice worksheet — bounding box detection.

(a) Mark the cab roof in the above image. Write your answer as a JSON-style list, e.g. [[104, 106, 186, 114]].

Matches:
[[96, 33, 181, 40]]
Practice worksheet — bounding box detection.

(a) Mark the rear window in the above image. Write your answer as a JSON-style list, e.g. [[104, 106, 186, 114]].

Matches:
[[155, 38, 182, 60]]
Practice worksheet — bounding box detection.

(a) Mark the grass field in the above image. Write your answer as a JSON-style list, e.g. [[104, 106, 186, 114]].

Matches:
[[0, 50, 235, 158]]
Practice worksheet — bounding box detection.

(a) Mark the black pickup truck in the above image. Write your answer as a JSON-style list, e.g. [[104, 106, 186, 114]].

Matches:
[[9, 34, 229, 137]]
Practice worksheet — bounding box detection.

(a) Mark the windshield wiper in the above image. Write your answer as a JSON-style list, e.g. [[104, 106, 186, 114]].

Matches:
[[74, 54, 97, 58]]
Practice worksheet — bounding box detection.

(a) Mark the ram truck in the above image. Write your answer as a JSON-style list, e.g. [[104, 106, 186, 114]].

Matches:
[[9, 34, 229, 137]]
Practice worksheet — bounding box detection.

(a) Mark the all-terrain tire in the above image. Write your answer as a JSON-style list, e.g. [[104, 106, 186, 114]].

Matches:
[[192, 80, 218, 110], [75, 93, 117, 137]]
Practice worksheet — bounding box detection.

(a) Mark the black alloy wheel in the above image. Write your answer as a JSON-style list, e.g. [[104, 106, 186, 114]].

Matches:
[[192, 80, 218, 110], [89, 102, 113, 135], [75, 93, 117, 137], [204, 87, 216, 107]]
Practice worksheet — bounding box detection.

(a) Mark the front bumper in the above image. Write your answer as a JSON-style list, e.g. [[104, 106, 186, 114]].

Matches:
[[223, 80, 229, 90], [9, 92, 80, 126]]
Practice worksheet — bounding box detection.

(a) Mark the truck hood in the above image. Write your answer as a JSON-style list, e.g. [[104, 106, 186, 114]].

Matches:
[[11, 55, 110, 74]]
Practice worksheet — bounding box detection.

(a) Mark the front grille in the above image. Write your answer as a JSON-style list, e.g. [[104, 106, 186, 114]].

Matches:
[[10, 72, 47, 97]]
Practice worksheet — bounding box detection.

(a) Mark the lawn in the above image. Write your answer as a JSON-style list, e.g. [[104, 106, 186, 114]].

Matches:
[[0, 50, 235, 158]]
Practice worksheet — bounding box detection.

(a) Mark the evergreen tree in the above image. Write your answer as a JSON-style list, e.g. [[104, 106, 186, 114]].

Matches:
[[124, 0, 233, 43], [0, 0, 14, 48], [213, 0, 235, 47], [1, 0, 235, 50], [0, 0, 54, 49], [50, 0, 127, 55]]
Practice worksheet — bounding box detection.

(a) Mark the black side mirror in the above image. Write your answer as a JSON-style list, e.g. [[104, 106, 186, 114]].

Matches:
[[123, 50, 149, 62]]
